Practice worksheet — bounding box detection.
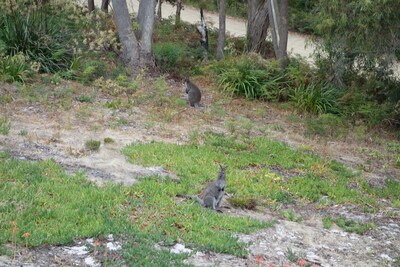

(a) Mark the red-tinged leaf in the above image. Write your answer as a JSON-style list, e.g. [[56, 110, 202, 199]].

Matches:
[[255, 255, 263, 263], [297, 258, 307, 266]]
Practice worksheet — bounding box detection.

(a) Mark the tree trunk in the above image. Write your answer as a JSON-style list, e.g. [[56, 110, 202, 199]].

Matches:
[[175, 0, 182, 25], [101, 0, 110, 13], [197, 8, 209, 51], [246, 0, 270, 56], [137, 0, 146, 33], [88, 0, 95, 12], [138, 0, 157, 65], [157, 0, 162, 19], [269, 0, 288, 68], [216, 0, 226, 60], [111, 0, 140, 73]]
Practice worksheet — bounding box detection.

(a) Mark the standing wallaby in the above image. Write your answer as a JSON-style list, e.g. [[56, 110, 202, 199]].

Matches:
[[178, 164, 227, 210], [184, 76, 202, 107]]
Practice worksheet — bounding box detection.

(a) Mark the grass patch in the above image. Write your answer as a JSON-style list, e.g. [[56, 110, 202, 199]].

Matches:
[[123, 131, 383, 207], [322, 216, 375, 234], [334, 217, 375, 235], [0, 117, 11, 135], [85, 139, 101, 151], [0, 159, 129, 247], [104, 137, 115, 144], [0, 156, 270, 264], [322, 216, 333, 229]]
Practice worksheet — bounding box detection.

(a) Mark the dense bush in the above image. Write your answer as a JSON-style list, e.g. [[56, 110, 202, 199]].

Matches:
[[153, 19, 212, 76], [153, 42, 186, 73]]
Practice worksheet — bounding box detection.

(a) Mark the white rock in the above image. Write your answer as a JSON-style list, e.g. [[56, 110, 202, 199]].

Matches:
[[84, 256, 101, 267], [107, 234, 114, 241], [170, 243, 192, 254], [64, 246, 88, 255], [380, 254, 393, 261], [107, 242, 122, 251]]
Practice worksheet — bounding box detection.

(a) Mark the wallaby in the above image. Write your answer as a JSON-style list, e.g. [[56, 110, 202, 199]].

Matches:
[[178, 164, 227, 210], [184, 76, 202, 107]]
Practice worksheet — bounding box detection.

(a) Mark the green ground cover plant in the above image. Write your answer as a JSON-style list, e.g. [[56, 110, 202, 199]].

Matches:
[[0, 154, 270, 264], [123, 131, 397, 207]]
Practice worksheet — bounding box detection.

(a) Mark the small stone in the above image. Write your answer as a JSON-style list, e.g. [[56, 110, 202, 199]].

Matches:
[[380, 254, 393, 261], [65, 246, 88, 256], [106, 242, 122, 251], [170, 243, 192, 254], [84, 256, 100, 267]]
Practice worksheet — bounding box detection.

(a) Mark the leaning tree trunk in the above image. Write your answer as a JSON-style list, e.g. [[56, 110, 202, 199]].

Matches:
[[101, 0, 110, 12], [216, 0, 226, 59], [88, 0, 94, 12], [247, 0, 270, 56], [111, 0, 140, 73], [269, 0, 288, 68], [175, 0, 183, 25]]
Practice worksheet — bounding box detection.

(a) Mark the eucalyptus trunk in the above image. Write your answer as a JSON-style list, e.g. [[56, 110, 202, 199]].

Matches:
[[246, 0, 270, 56], [175, 0, 183, 25], [216, 0, 226, 59], [88, 0, 94, 12], [111, 0, 140, 73], [101, 0, 110, 12], [269, 0, 288, 68]]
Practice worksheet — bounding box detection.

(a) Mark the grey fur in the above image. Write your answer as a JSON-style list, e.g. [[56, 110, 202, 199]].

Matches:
[[184, 76, 202, 107], [179, 164, 227, 210]]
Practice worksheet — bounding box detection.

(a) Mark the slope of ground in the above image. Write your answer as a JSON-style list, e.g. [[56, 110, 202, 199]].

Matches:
[[0, 76, 399, 266]]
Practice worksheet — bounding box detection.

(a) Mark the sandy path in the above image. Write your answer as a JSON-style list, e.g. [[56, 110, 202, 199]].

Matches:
[[93, 0, 315, 61], [95, 0, 400, 75]]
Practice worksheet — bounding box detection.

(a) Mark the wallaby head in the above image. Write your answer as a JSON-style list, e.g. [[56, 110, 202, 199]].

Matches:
[[217, 164, 227, 180]]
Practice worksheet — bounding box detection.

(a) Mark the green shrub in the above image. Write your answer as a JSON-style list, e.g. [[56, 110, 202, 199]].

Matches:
[[80, 59, 108, 84], [153, 42, 185, 73], [305, 113, 348, 137], [0, 54, 32, 83], [289, 83, 339, 114]]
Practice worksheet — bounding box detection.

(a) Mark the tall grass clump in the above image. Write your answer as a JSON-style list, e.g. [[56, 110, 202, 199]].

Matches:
[[0, 53, 33, 83], [289, 82, 339, 114], [213, 54, 287, 101], [0, 0, 79, 73]]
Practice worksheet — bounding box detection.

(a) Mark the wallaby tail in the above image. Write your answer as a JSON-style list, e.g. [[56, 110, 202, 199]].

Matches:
[[176, 194, 204, 206]]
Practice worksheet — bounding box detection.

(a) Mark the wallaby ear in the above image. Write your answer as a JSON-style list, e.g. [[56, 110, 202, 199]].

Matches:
[[218, 163, 227, 171]]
